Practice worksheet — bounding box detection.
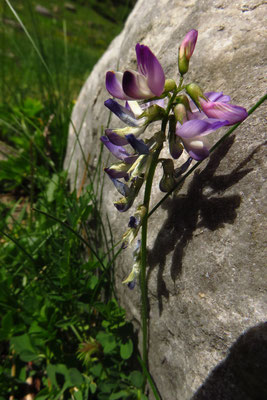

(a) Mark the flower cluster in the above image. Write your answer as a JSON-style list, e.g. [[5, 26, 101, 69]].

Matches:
[[101, 30, 248, 287]]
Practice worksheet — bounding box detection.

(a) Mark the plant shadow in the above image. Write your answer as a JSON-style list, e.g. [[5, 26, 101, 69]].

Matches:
[[191, 322, 267, 400], [147, 136, 264, 315]]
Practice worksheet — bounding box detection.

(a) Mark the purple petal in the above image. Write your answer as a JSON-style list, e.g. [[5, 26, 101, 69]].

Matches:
[[104, 167, 129, 179], [126, 134, 149, 155], [101, 136, 136, 164], [200, 101, 248, 125], [128, 216, 138, 228], [205, 91, 231, 103], [109, 177, 130, 197], [127, 280, 136, 290], [135, 44, 165, 96], [104, 98, 140, 127], [179, 29, 198, 59], [188, 147, 210, 161], [142, 98, 165, 110], [106, 71, 131, 100], [122, 70, 154, 99], [176, 118, 229, 139], [105, 129, 129, 146], [124, 154, 139, 164]]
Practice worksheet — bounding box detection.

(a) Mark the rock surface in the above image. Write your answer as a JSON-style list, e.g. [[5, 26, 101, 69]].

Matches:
[[64, 0, 267, 398]]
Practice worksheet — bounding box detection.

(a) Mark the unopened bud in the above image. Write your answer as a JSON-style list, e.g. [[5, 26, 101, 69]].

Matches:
[[164, 79, 177, 92], [175, 95, 191, 111], [168, 115, 183, 159], [174, 104, 187, 125], [159, 174, 176, 193], [185, 83, 206, 109], [159, 159, 176, 192], [178, 30, 198, 75]]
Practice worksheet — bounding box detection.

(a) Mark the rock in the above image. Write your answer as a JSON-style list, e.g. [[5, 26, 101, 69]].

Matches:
[[35, 5, 53, 18], [64, 0, 267, 398]]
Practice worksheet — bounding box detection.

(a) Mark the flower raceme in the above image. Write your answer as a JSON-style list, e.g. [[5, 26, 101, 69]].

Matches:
[[101, 30, 248, 285], [106, 44, 165, 100]]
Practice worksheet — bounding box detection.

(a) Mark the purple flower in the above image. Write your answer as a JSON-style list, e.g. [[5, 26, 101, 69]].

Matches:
[[104, 163, 130, 179], [104, 98, 144, 127], [104, 98, 165, 146], [199, 98, 248, 125], [176, 118, 229, 161], [106, 44, 165, 100], [100, 136, 137, 164], [175, 90, 248, 160], [114, 176, 144, 212]]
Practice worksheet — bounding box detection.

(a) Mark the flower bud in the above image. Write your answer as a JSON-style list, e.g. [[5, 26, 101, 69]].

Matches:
[[159, 159, 176, 192], [175, 94, 192, 111], [127, 154, 149, 180], [185, 83, 206, 109], [121, 205, 146, 249], [104, 162, 130, 179], [168, 115, 184, 159], [139, 104, 166, 124], [122, 240, 141, 288], [174, 104, 188, 125], [164, 79, 177, 92], [178, 30, 198, 75], [114, 176, 144, 212]]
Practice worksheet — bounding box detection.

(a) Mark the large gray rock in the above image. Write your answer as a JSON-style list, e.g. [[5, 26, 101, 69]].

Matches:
[[64, 0, 267, 398]]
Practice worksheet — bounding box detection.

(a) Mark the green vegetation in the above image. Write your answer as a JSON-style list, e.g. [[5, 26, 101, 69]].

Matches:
[[0, 1, 145, 398]]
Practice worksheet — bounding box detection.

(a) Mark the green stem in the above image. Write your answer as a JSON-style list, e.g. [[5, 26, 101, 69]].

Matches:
[[140, 88, 178, 392], [140, 145, 162, 374]]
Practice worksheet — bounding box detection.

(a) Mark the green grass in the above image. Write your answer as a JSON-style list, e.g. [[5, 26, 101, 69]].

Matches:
[[1, 0, 133, 101], [0, 1, 146, 398]]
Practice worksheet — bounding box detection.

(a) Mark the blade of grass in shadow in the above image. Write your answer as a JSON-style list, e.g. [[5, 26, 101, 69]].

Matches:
[[0, 117, 56, 171], [5, 0, 53, 81], [0, 229, 37, 266], [32, 207, 107, 272], [89, 246, 123, 309]]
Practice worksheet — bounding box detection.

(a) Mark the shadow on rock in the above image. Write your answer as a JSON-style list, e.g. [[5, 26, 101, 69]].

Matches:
[[192, 322, 267, 400], [147, 136, 263, 314]]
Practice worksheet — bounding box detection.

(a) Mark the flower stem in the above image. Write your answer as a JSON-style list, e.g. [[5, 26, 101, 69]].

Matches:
[[140, 144, 162, 381], [140, 89, 178, 392]]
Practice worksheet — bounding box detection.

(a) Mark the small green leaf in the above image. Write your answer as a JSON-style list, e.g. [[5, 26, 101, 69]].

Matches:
[[88, 275, 98, 290], [120, 339, 133, 360], [19, 350, 39, 362], [90, 363, 103, 378], [110, 390, 129, 399], [10, 334, 36, 355], [69, 368, 83, 386], [89, 381, 97, 394], [129, 370, 144, 389], [96, 331, 117, 354], [74, 390, 83, 400], [2, 311, 13, 332], [47, 364, 58, 388]]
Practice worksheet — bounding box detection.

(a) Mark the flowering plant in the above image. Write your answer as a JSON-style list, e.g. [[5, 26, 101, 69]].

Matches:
[[102, 29, 248, 288], [100, 30, 264, 397]]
